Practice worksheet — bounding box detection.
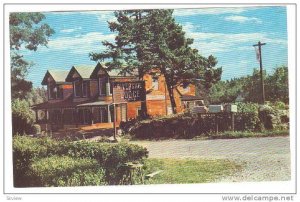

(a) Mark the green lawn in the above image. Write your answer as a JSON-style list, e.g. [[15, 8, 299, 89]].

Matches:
[[143, 158, 241, 184]]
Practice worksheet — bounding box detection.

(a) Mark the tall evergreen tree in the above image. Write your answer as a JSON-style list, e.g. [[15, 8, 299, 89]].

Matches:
[[10, 12, 54, 135], [90, 9, 222, 114], [10, 12, 54, 99], [146, 10, 221, 113]]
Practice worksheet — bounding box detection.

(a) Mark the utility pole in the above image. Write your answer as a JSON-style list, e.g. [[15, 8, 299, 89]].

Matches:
[[253, 41, 266, 104]]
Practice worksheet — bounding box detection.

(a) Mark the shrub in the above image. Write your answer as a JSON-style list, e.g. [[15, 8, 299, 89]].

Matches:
[[63, 141, 148, 185], [12, 99, 35, 135], [235, 102, 259, 113], [13, 136, 148, 186], [13, 136, 63, 187], [125, 110, 262, 139], [259, 105, 282, 130], [29, 156, 105, 186]]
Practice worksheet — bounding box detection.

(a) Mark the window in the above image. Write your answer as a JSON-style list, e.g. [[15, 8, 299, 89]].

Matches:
[[48, 85, 63, 99], [74, 80, 82, 97], [82, 81, 88, 97], [48, 85, 57, 99], [152, 77, 159, 90], [136, 107, 142, 117], [99, 78, 107, 96], [182, 86, 190, 93]]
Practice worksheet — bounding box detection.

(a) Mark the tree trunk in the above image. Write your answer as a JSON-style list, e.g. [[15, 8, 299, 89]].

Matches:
[[140, 79, 148, 118], [166, 82, 177, 114]]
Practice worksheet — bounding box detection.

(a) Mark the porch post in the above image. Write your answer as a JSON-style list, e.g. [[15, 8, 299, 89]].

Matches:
[[91, 107, 94, 124], [75, 108, 78, 127], [107, 105, 111, 123], [61, 108, 64, 125]]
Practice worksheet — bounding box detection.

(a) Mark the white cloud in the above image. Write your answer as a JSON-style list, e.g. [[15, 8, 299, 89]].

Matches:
[[60, 27, 82, 33], [224, 15, 262, 24], [185, 31, 286, 56], [41, 32, 116, 54], [174, 7, 248, 16], [50, 11, 116, 23]]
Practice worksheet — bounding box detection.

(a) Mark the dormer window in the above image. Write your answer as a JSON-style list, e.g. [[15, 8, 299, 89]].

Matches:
[[182, 85, 190, 93], [48, 84, 63, 99], [82, 81, 88, 97], [74, 80, 82, 97], [99, 78, 107, 96]]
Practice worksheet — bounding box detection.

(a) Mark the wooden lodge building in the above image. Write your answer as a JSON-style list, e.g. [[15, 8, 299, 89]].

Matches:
[[32, 63, 203, 131]]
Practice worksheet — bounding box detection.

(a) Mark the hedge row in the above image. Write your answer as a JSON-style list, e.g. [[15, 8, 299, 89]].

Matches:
[[13, 136, 148, 187], [121, 112, 261, 139], [121, 103, 289, 139]]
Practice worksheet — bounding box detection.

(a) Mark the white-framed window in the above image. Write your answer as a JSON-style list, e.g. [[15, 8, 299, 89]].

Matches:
[[48, 84, 63, 99], [152, 76, 159, 90], [82, 81, 88, 97], [99, 78, 107, 96], [136, 107, 142, 117], [74, 80, 82, 97], [182, 85, 190, 93]]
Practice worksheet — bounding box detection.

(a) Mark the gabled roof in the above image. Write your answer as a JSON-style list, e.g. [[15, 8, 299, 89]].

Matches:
[[41, 70, 70, 85], [90, 62, 138, 79], [65, 65, 95, 81], [73, 65, 95, 78]]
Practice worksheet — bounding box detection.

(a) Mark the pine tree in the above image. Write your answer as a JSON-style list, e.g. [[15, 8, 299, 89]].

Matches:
[[90, 9, 222, 114]]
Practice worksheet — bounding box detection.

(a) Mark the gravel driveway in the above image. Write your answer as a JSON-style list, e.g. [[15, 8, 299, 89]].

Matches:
[[131, 136, 291, 182]]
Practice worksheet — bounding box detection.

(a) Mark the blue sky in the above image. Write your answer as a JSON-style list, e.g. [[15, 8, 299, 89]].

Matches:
[[21, 6, 288, 87]]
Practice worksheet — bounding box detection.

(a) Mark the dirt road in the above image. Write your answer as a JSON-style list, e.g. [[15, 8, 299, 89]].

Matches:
[[132, 136, 291, 182]]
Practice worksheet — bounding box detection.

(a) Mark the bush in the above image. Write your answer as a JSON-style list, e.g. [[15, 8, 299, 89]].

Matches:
[[13, 136, 63, 187], [29, 156, 105, 186], [13, 136, 148, 186], [63, 141, 148, 184], [259, 105, 282, 130], [125, 110, 262, 139], [12, 99, 35, 135]]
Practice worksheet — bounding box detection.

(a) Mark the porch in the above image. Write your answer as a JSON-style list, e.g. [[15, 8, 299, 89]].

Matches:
[[34, 101, 127, 132]]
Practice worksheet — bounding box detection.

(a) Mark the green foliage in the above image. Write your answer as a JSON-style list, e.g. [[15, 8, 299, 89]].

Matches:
[[12, 87, 47, 136], [12, 99, 35, 134], [207, 66, 289, 105], [274, 101, 287, 110], [236, 102, 259, 113], [258, 105, 281, 130], [208, 78, 245, 104], [63, 141, 149, 185], [29, 156, 104, 186], [13, 136, 148, 187], [13, 136, 61, 187], [10, 12, 54, 99], [143, 158, 241, 184], [208, 130, 289, 139], [90, 10, 221, 114], [265, 66, 289, 103], [123, 109, 261, 139]]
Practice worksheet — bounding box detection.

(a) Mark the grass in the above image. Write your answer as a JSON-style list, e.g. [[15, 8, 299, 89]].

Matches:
[[204, 129, 289, 140], [142, 158, 241, 184]]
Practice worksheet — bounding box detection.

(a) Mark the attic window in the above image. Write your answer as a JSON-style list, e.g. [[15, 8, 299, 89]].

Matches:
[[82, 81, 88, 97], [48, 84, 63, 99], [152, 76, 159, 90], [74, 80, 82, 97], [182, 85, 190, 93], [99, 78, 107, 96]]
